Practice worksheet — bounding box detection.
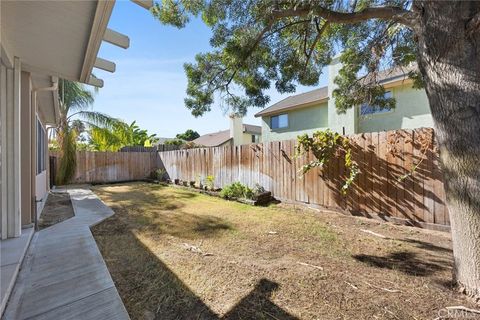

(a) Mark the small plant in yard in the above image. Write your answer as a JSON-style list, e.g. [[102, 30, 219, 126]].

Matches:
[[252, 183, 265, 197], [155, 169, 168, 182], [205, 175, 215, 190], [220, 182, 253, 200]]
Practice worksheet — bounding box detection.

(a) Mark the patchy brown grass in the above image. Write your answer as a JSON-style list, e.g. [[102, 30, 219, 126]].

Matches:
[[91, 182, 477, 320]]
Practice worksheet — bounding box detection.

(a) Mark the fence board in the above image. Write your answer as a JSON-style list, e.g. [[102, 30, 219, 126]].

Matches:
[[50, 151, 159, 184], [158, 129, 449, 229]]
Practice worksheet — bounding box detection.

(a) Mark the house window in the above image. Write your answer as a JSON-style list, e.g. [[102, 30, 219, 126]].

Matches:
[[271, 114, 288, 129], [251, 134, 259, 143], [37, 119, 46, 174], [360, 91, 393, 115]]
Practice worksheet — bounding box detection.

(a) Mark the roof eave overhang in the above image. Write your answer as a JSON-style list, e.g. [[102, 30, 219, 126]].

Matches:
[[381, 77, 413, 89], [255, 97, 329, 118], [52, 84, 60, 125], [79, 0, 115, 85]]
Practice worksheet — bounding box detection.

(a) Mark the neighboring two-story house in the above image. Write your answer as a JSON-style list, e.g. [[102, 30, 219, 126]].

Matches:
[[255, 57, 433, 143]]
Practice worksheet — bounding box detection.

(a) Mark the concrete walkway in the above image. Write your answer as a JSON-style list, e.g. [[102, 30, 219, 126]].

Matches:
[[1, 227, 34, 315], [3, 187, 129, 320]]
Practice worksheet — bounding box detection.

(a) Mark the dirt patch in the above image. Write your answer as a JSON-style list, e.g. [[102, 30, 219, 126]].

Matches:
[[92, 182, 479, 320], [38, 192, 74, 229]]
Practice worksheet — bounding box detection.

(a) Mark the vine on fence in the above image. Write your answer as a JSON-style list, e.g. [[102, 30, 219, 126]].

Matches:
[[295, 129, 359, 195], [387, 130, 434, 183]]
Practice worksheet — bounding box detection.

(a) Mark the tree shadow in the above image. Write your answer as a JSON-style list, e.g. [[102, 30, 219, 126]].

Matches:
[[399, 238, 452, 253], [309, 128, 449, 227], [106, 203, 233, 239], [352, 251, 448, 277], [223, 278, 298, 320], [92, 216, 297, 320], [93, 183, 232, 239]]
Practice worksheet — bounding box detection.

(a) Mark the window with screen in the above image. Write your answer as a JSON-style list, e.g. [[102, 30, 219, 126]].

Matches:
[[271, 114, 288, 129], [360, 91, 393, 115], [37, 119, 46, 174]]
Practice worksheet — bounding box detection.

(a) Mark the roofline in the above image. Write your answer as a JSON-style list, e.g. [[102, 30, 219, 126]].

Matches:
[[79, 0, 115, 84], [381, 77, 413, 88], [196, 137, 232, 147], [255, 75, 414, 118], [255, 97, 328, 118]]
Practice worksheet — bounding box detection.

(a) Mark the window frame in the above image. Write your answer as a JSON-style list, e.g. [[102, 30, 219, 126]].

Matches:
[[270, 113, 289, 130], [36, 118, 46, 174], [360, 91, 394, 116]]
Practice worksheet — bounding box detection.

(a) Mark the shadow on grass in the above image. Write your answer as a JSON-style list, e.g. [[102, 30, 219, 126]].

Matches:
[[399, 238, 452, 253], [93, 216, 298, 320], [94, 183, 233, 239], [352, 251, 448, 277]]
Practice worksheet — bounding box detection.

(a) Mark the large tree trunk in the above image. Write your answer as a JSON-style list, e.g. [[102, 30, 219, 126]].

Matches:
[[415, 1, 480, 302]]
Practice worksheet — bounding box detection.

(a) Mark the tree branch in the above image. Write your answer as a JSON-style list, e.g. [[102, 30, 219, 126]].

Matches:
[[466, 11, 480, 36], [272, 5, 415, 28], [304, 21, 329, 71]]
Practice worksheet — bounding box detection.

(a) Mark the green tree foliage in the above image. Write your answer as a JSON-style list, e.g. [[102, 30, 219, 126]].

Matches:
[[175, 129, 200, 141], [152, 0, 416, 117], [89, 121, 159, 151], [165, 138, 185, 146], [56, 79, 120, 184]]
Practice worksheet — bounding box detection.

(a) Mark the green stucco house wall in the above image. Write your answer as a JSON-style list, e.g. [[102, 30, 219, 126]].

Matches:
[[261, 102, 329, 142], [256, 57, 434, 143]]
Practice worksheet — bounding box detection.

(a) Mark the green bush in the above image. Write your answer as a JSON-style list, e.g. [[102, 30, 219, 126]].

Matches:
[[220, 182, 253, 199], [205, 175, 215, 190], [155, 169, 168, 181]]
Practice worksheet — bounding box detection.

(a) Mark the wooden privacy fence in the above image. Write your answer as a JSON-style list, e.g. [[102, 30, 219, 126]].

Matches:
[[50, 151, 160, 184], [120, 144, 181, 152], [159, 128, 449, 230]]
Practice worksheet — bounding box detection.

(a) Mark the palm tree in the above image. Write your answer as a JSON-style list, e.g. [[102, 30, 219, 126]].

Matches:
[[56, 79, 119, 184]]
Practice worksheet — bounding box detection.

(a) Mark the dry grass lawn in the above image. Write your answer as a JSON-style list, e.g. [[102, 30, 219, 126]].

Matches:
[[91, 182, 478, 320]]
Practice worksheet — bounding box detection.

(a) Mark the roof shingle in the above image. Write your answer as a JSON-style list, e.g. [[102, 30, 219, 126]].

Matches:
[[193, 130, 231, 147], [255, 87, 328, 117]]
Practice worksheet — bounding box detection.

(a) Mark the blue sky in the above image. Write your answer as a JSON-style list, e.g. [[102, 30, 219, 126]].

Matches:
[[94, 1, 328, 138]]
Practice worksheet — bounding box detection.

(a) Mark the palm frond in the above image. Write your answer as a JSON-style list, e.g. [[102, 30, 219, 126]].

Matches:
[[77, 111, 122, 129], [58, 79, 95, 115]]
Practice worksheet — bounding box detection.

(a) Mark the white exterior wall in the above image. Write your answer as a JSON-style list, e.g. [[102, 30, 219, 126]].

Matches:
[[0, 57, 22, 238], [35, 171, 47, 217], [0, 52, 49, 238], [35, 118, 48, 217]]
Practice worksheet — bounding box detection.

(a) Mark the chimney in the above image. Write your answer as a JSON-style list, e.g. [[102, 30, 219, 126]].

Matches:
[[229, 114, 243, 146], [327, 54, 357, 134]]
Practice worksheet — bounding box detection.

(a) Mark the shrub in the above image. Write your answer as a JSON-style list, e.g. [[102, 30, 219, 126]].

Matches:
[[205, 175, 215, 190], [252, 183, 265, 196], [165, 139, 184, 146], [220, 182, 253, 200], [155, 169, 168, 182]]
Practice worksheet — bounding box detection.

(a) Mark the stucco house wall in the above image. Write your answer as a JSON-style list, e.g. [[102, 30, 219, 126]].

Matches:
[[261, 103, 329, 142], [357, 83, 433, 133], [327, 58, 357, 135], [257, 57, 433, 143]]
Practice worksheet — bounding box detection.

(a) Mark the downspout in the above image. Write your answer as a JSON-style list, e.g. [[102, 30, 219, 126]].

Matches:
[[31, 77, 58, 230]]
